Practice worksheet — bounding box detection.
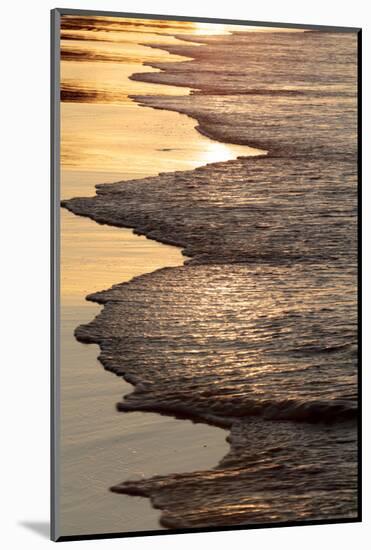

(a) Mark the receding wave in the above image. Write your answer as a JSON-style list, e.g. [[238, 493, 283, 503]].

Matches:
[[115, 395, 357, 425], [70, 262, 357, 432], [110, 417, 357, 528]]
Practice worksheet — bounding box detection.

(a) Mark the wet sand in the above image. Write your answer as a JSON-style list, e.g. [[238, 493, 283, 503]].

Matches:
[[59, 26, 259, 536], [61, 287, 230, 535]]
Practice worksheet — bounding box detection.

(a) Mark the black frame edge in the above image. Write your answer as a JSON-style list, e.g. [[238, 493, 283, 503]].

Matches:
[[55, 517, 361, 543], [357, 28, 362, 524], [51, 7, 61, 543]]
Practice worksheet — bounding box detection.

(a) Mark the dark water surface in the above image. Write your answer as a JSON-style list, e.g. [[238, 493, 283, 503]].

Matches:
[[63, 24, 358, 529]]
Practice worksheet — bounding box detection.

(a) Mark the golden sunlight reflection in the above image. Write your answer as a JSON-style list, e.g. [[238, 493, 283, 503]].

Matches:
[[192, 22, 231, 35], [61, 102, 264, 184], [191, 22, 285, 35], [60, 15, 266, 303], [61, 15, 287, 38], [60, 12, 268, 315], [192, 140, 264, 166]]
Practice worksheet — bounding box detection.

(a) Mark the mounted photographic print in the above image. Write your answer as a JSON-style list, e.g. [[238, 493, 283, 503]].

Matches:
[[51, 8, 361, 542]]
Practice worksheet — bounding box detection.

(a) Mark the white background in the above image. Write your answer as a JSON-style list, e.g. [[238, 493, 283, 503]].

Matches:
[[1, 0, 369, 547]]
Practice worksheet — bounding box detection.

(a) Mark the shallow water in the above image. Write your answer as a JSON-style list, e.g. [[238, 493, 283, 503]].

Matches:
[[63, 24, 358, 530]]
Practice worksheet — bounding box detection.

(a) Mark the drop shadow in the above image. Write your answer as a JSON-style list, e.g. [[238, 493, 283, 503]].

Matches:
[[19, 521, 50, 539]]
